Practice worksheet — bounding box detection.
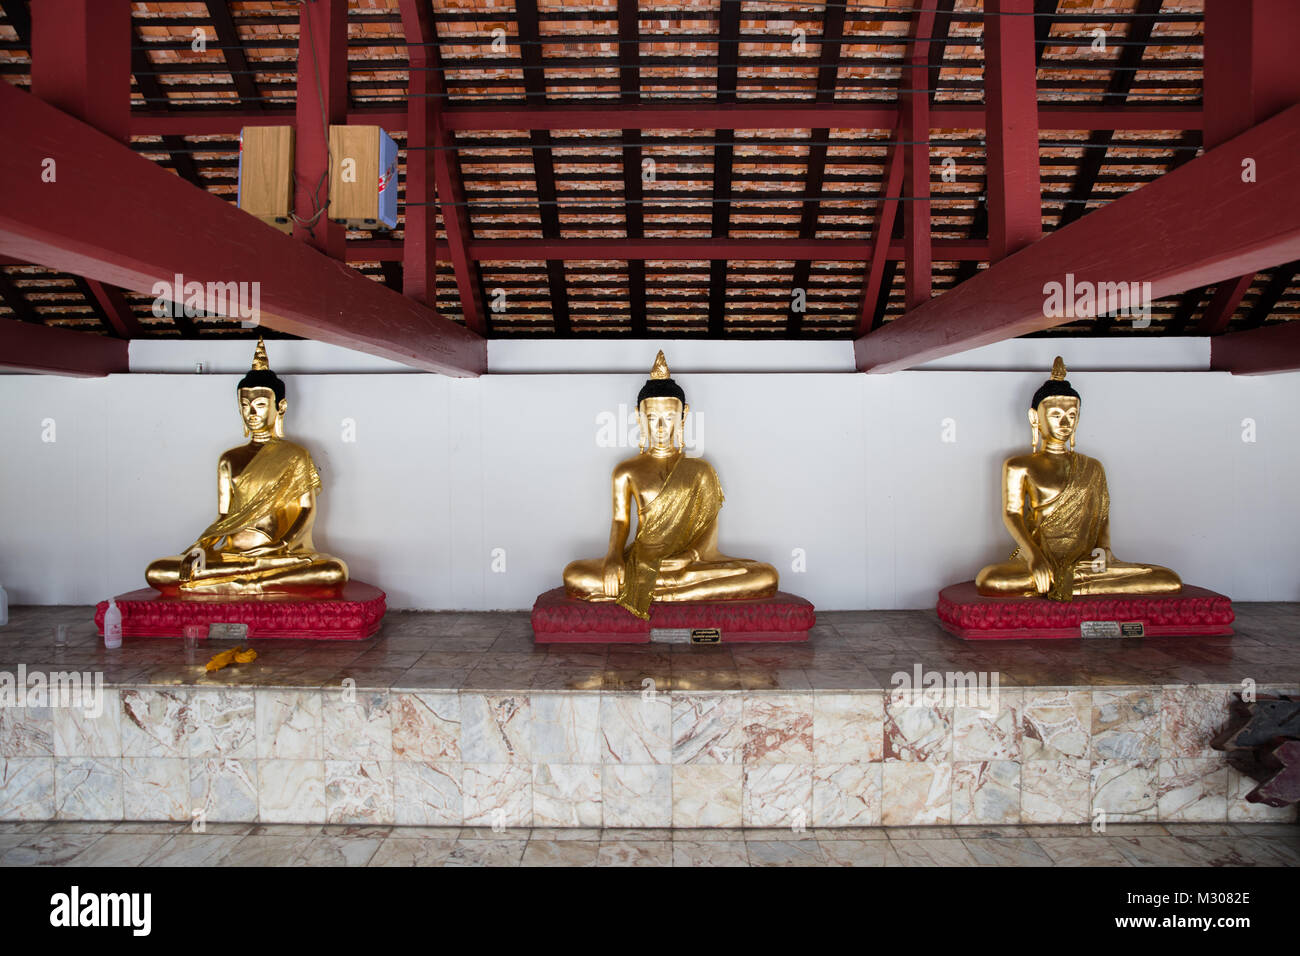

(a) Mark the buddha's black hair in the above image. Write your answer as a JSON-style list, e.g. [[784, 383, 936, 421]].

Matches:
[[1030, 378, 1079, 410], [637, 377, 686, 406], [237, 369, 286, 402]]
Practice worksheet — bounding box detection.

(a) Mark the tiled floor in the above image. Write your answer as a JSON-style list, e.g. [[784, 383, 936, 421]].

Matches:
[[2, 601, 1298, 692], [1, 821, 1296, 867]]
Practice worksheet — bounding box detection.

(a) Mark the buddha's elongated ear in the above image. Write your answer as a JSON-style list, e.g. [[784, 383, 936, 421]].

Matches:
[[679, 403, 689, 449], [636, 404, 648, 452], [274, 398, 287, 438], [1027, 408, 1038, 430]]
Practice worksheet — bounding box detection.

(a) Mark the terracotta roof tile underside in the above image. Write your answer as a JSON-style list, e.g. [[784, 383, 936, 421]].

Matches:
[[1, 0, 1295, 339]]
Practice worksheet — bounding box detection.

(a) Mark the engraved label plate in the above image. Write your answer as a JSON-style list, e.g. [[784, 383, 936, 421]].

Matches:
[[690, 628, 722, 645], [208, 622, 249, 641], [651, 628, 691, 644], [1120, 622, 1145, 638], [1080, 620, 1122, 639]]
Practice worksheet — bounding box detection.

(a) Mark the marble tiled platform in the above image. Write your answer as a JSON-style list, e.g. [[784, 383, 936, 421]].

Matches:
[[4, 821, 1298, 868], [1, 604, 1298, 829]]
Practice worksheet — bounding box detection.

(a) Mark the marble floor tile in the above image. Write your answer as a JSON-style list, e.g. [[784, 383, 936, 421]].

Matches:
[[526, 826, 602, 841], [368, 837, 459, 867], [595, 840, 673, 866], [1237, 836, 1300, 866], [521, 840, 599, 866], [1035, 836, 1133, 866], [674, 827, 747, 842], [890, 838, 978, 866], [885, 826, 959, 840], [218, 835, 317, 867], [817, 839, 902, 867], [295, 835, 385, 867], [0, 830, 104, 866], [746, 839, 827, 866], [443, 839, 528, 866], [1109, 835, 1204, 867], [961, 837, 1053, 866], [66, 833, 173, 867], [671, 841, 749, 866], [599, 827, 674, 841], [140, 834, 242, 867]]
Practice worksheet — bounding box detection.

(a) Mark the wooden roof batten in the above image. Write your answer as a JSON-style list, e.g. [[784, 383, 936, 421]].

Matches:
[[0, 1, 1296, 371]]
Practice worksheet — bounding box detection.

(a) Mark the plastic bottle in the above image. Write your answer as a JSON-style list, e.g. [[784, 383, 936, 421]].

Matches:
[[103, 598, 123, 649]]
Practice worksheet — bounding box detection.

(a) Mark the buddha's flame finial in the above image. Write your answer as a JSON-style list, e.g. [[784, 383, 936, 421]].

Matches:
[[1050, 356, 1067, 381], [650, 350, 670, 380], [251, 336, 270, 372]]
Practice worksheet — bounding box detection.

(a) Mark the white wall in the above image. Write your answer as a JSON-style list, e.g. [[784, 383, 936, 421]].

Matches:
[[2, 343, 1297, 609]]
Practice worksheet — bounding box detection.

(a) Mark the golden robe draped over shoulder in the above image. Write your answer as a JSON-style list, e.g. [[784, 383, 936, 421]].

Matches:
[[617, 457, 724, 619], [198, 439, 321, 547], [1031, 453, 1108, 602]]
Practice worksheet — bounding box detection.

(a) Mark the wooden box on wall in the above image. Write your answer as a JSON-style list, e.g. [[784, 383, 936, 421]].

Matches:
[[328, 125, 400, 229], [236, 126, 294, 234]]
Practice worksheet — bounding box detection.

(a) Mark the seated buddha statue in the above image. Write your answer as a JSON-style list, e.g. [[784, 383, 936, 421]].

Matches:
[[563, 351, 778, 619], [145, 338, 348, 597], [975, 357, 1182, 602]]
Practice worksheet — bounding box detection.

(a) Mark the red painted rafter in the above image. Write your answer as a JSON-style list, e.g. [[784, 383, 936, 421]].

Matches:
[[1196, 0, 1300, 335], [984, 0, 1042, 260], [434, 116, 488, 335], [853, 103, 1300, 372], [292, 0, 347, 257], [854, 1, 941, 333], [397, 0, 437, 308], [391, 5, 486, 335], [1210, 322, 1300, 375], [901, 1, 938, 310], [31, 0, 129, 143], [0, 81, 486, 375], [84, 279, 145, 338], [0, 320, 128, 377]]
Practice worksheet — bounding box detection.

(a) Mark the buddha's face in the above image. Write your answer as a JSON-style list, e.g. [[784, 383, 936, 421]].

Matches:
[[638, 396, 688, 453], [239, 387, 286, 438], [1030, 396, 1079, 446]]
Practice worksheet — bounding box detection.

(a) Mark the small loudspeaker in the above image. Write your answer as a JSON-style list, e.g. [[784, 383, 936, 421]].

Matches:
[[236, 126, 294, 234], [327, 125, 399, 229]]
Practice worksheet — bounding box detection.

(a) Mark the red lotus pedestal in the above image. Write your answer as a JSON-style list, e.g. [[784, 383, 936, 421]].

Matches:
[[936, 581, 1234, 640], [94, 581, 387, 641], [531, 588, 816, 644]]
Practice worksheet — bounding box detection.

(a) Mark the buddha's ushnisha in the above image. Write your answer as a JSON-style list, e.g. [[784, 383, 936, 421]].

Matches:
[[976, 356, 1181, 601], [564, 351, 778, 618], [146, 337, 348, 596]]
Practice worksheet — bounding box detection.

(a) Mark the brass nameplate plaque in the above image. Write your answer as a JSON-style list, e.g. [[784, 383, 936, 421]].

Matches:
[[208, 622, 249, 641], [1080, 621, 1144, 639], [650, 628, 691, 644], [690, 628, 722, 645]]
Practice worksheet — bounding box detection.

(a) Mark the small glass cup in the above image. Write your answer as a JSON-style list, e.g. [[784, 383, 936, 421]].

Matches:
[[53, 624, 69, 649], [182, 624, 207, 651]]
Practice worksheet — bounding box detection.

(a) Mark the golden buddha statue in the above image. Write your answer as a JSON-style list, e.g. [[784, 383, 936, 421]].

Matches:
[[975, 357, 1182, 601], [145, 338, 348, 597], [563, 351, 778, 618]]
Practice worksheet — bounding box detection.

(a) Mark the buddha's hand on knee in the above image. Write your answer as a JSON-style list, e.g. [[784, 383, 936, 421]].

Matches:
[[1027, 553, 1054, 595], [602, 555, 623, 598]]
